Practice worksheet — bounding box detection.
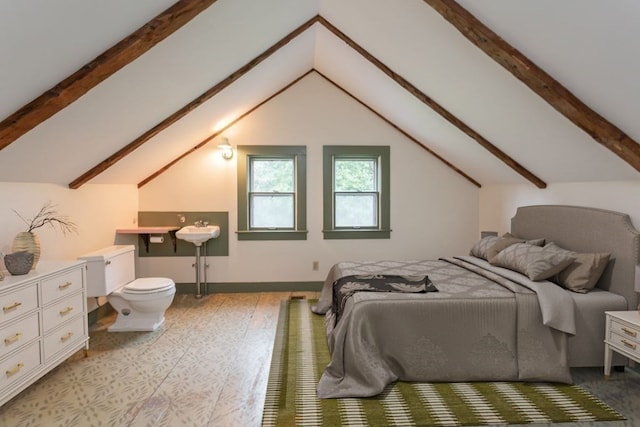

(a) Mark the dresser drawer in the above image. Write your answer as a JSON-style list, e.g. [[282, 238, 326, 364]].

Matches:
[[0, 341, 41, 392], [41, 268, 83, 303], [0, 285, 39, 326], [609, 318, 640, 344], [0, 312, 40, 360], [43, 316, 86, 361], [42, 293, 84, 333]]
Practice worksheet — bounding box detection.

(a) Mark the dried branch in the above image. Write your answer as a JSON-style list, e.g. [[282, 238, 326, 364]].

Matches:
[[12, 201, 78, 235]]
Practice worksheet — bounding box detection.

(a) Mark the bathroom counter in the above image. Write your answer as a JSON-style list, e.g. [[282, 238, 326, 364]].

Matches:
[[115, 226, 180, 234], [116, 226, 180, 252]]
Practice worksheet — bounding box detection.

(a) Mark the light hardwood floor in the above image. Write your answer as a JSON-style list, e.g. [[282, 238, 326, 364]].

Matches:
[[0, 291, 638, 427]]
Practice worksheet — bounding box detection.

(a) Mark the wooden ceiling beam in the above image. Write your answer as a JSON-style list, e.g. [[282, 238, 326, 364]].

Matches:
[[318, 16, 546, 189], [70, 15, 319, 189], [0, 0, 219, 152], [141, 68, 482, 188], [315, 71, 481, 187], [424, 0, 640, 174], [138, 70, 314, 187]]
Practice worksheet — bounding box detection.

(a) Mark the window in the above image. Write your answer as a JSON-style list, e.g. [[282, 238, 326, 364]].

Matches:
[[237, 146, 307, 240], [323, 146, 390, 239]]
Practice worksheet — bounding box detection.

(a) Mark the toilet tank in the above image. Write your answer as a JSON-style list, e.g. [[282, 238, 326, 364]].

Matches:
[[78, 245, 136, 297]]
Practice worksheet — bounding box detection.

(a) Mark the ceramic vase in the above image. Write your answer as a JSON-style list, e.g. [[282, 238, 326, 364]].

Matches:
[[4, 251, 34, 275], [12, 231, 41, 269]]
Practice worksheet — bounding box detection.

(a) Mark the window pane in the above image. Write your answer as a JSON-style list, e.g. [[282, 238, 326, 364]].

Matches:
[[335, 193, 378, 227], [251, 159, 294, 192], [335, 159, 376, 192], [250, 194, 294, 228]]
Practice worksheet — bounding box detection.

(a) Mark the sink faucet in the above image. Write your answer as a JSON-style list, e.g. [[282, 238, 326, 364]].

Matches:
[[194, 220, 204, 227]]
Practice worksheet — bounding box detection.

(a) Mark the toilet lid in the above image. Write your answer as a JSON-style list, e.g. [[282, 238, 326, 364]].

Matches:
[[123, 277, 174, 293]]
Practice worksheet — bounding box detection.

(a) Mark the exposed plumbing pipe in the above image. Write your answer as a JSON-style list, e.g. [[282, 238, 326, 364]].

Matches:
[[203, 241, 208, 296]]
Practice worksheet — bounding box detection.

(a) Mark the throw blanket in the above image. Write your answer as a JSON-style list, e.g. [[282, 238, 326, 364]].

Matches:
[[331, 274, 437, 324]]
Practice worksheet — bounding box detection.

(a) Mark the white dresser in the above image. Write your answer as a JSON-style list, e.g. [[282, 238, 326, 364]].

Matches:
[[0, 260, 88, 407]]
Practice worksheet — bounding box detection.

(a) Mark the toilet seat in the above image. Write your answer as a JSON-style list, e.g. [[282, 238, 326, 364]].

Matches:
[[123, 277, 175, 294]]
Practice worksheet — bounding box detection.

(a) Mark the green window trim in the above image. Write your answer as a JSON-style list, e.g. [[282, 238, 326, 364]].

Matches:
[[236, 230, 308, 241], [237, 145, 307, 241], [323, 145, 391, 240]]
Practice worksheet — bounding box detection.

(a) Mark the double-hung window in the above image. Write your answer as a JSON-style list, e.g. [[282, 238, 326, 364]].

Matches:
[[323, 146, 390, 239], [237, 146, 307, 240]]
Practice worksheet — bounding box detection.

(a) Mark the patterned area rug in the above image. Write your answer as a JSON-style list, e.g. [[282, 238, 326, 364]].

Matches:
[[262, 298, 626, 426]]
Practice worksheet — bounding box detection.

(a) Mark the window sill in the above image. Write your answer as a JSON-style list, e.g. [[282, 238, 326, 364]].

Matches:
[[322, 229, 391, 240], [237, 230, 308, 241]]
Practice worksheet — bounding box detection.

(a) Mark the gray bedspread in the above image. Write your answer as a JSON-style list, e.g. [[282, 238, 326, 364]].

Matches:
[[312, 257, 573, 398]]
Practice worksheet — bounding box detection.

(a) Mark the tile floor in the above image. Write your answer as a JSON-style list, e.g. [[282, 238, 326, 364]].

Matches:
[[0, 292, 639, 427]]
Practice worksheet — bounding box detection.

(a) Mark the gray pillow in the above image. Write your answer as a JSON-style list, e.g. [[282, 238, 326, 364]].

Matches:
[[490, 242, 576, 281], [485, 235, 525, 262], [503, 232, 545, 247], [469, 236, 500, 260], [544, 242, 610, 293]]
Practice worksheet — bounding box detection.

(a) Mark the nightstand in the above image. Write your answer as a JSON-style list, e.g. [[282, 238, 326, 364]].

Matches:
[[604, 310, 640, 378]]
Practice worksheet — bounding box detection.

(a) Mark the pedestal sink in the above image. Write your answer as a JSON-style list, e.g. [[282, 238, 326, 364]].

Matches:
[[176, 225, 220, 246], [176, 225, 220, 298]]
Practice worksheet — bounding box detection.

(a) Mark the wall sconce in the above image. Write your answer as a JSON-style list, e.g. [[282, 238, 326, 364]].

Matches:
[[218, 138, 233, 160]]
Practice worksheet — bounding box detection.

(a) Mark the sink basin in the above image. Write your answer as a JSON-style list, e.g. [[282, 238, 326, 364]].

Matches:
[[176, 225, 220, 246]]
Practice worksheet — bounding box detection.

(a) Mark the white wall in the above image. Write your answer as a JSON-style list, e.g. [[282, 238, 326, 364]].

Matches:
[[0, 182, 138, 261], [139, 73, 479, 284], [0, 182, 138, 311], [479, 180, 640, 234]]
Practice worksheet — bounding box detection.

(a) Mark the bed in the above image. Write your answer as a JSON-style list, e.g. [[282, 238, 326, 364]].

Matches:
[[312, 205, 640, 398]]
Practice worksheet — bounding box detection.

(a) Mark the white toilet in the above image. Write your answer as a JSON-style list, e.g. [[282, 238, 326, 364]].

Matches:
[[79, 245, 176, 332]]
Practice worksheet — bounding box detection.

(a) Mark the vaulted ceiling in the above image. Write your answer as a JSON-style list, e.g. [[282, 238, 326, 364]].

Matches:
[[1, 0, 639, 188]]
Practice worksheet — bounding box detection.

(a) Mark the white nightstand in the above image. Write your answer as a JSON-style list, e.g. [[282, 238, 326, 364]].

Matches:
[[604, 310, 640, 378]]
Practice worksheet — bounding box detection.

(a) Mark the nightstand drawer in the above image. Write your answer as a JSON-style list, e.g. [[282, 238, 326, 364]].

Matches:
[[609, 318, 640, 344], [609, 331, 640, 358]]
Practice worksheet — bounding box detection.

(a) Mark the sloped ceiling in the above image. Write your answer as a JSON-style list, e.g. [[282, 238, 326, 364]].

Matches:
[[0, 0, 638, 187]]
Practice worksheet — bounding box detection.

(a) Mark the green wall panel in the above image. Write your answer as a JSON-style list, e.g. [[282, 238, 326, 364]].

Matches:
[[137, 211, 229, 257]]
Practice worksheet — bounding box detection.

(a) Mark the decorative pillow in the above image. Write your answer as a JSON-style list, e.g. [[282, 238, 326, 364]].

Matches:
[[490, 242, 576, 281], [502, 232, 545, 247], [524, 238, 546, 247], [469, 235, 500, 260], [485, 234, 525, 262], [544, 242, 610, 293]]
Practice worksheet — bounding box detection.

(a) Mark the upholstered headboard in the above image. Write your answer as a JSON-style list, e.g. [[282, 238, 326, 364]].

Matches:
[[511, 205, 640, 309]]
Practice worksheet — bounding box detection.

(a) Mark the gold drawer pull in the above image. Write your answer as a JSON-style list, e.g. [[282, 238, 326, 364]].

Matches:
[[6, 363, 24, 376], [58, 281, 72, 290], [621, 327, 637, 337], [61, 332, 74, 342], [59, 307, 74, 315], [622, 339, 637, 350], [3, 302, 22, 312], [4, 333, 22, 344]]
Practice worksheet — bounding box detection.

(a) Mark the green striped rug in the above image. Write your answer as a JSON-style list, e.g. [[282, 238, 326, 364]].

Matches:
[[262, 298, 626, 426]]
